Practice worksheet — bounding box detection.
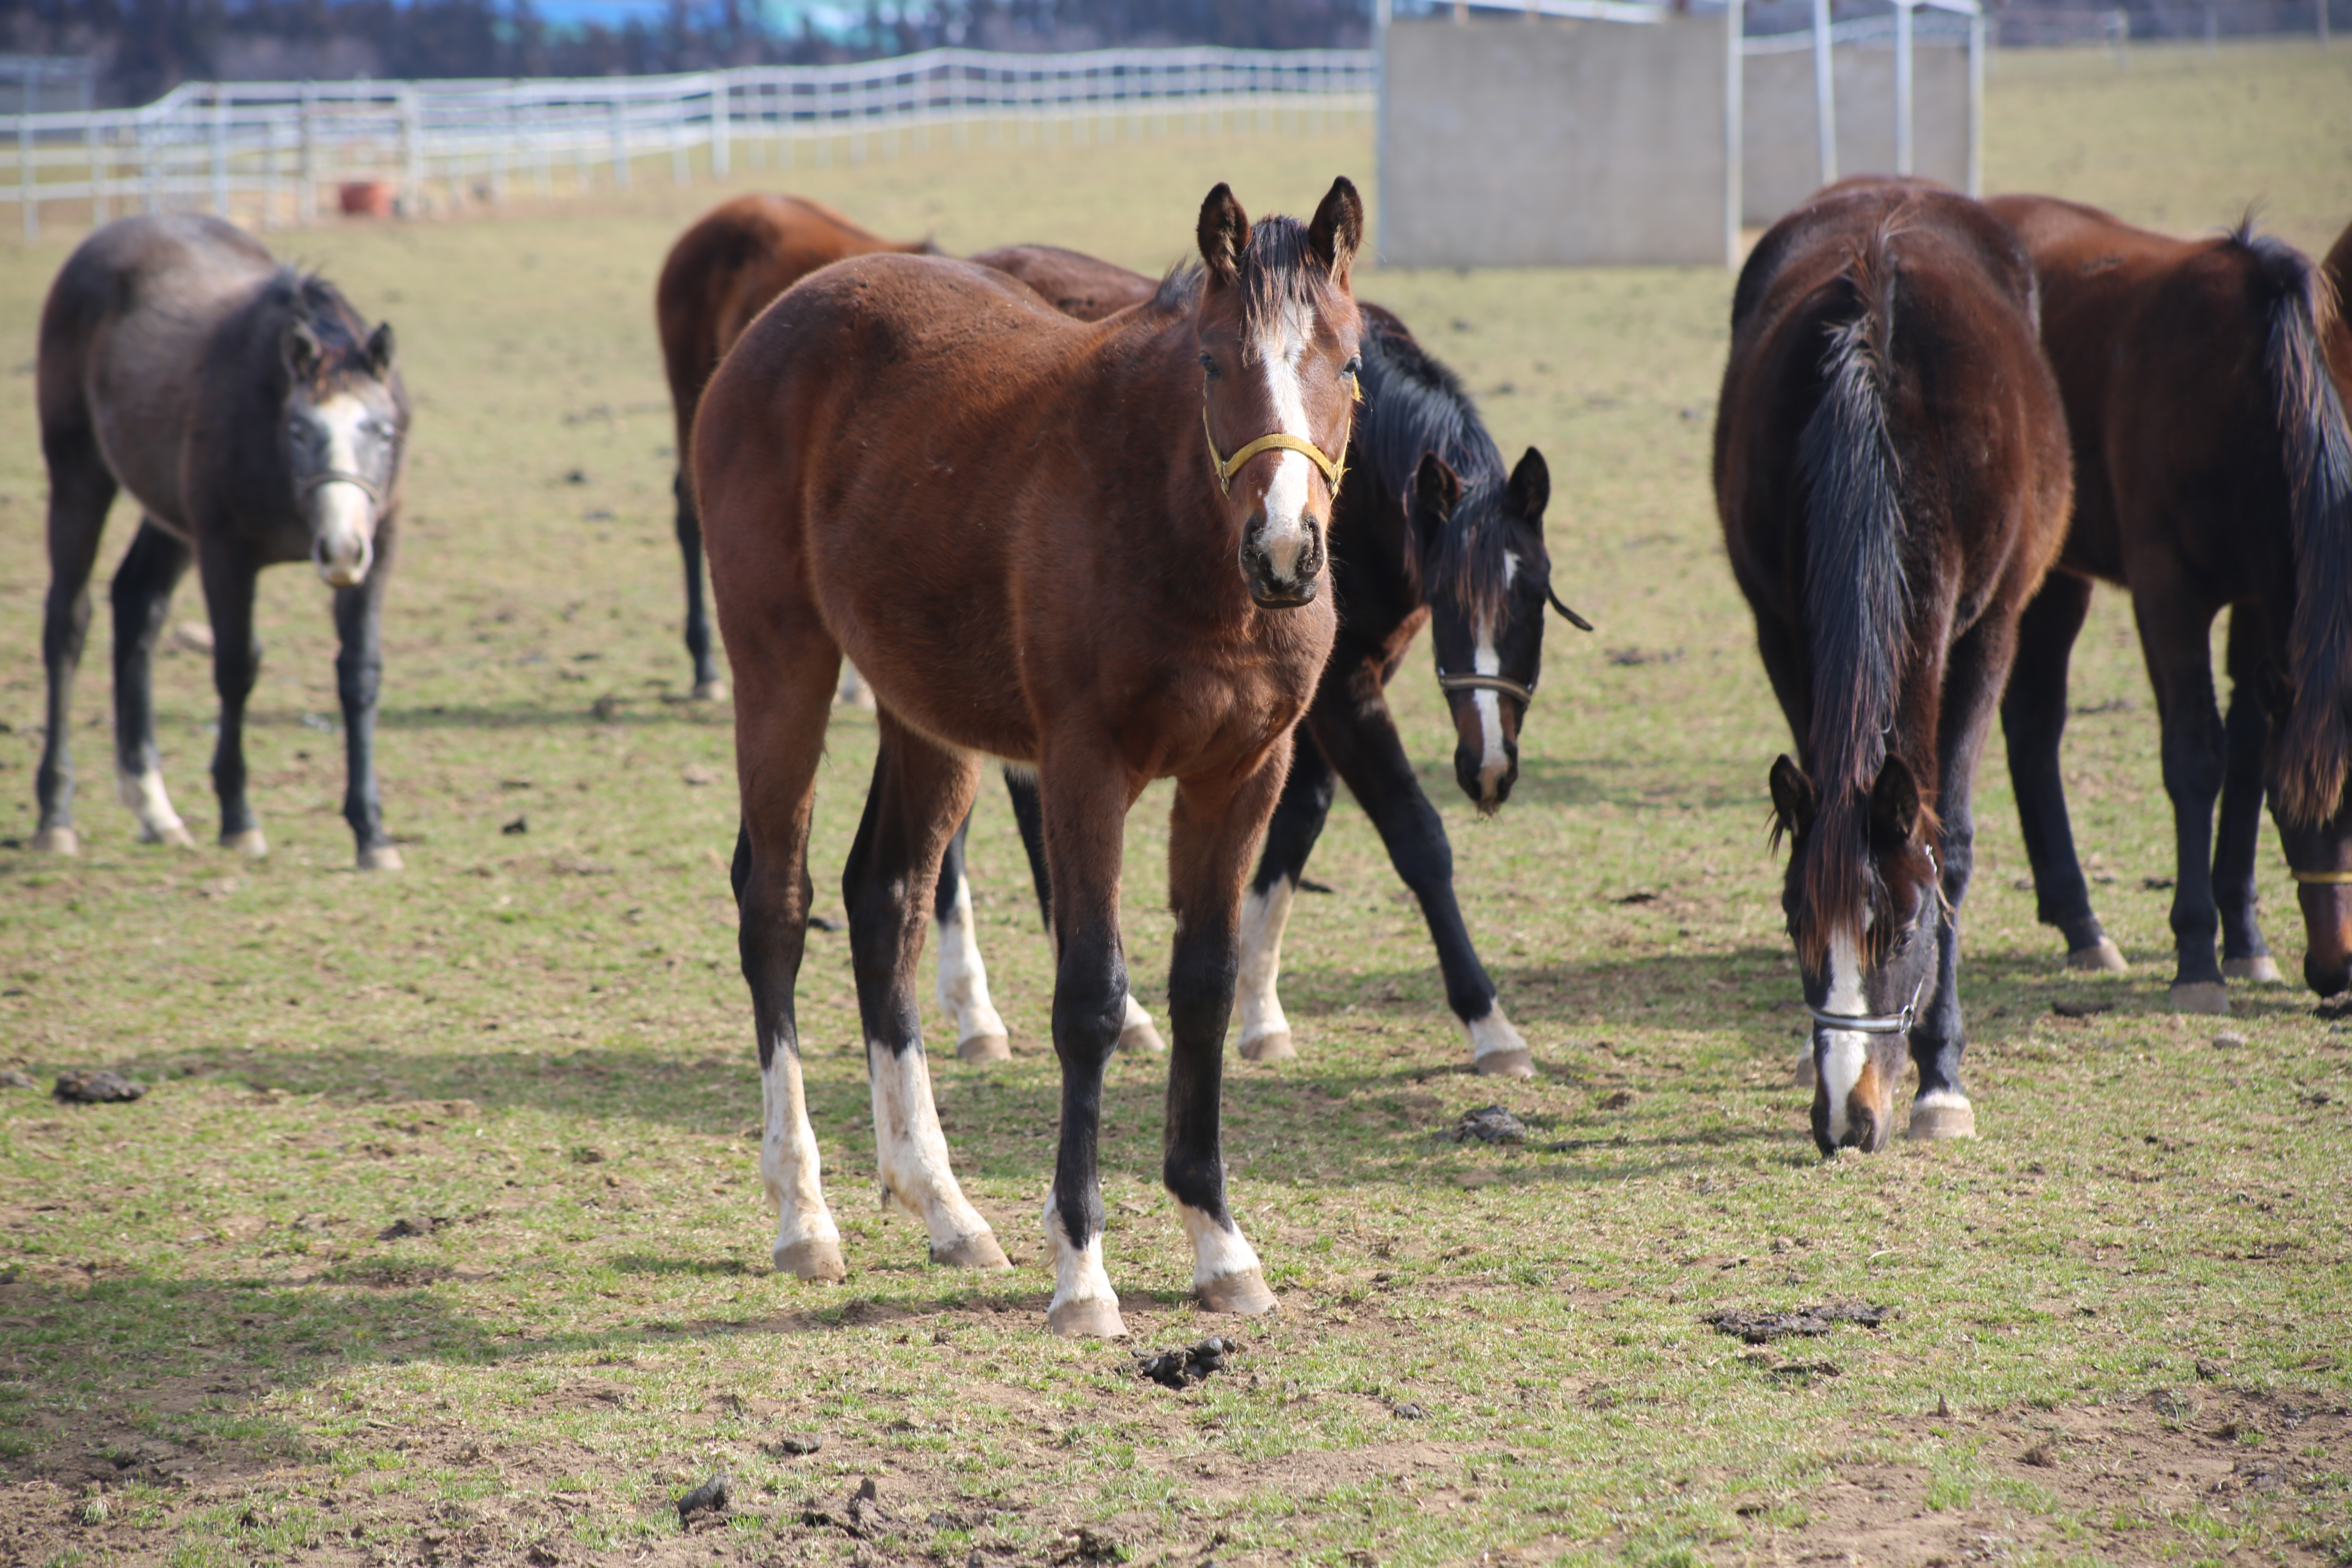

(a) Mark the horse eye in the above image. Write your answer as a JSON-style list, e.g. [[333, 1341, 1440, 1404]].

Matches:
[[1342, 356, 1361, 378], [1198, 352, 1219, 378]]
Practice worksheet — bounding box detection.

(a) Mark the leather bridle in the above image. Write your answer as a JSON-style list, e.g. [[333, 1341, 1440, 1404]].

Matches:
[[297, 468, 383, 507]]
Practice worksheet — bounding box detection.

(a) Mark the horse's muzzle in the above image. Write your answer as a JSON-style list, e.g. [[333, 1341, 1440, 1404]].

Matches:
[[314, 533, 374, 588], [1456, 738, 1518, 813], [1242, 517, 1325, 610]]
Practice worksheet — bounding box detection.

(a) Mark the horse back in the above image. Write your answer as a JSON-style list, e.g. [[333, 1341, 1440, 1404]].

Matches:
[[966, 245, 1156, 323], [2324, 217, 2352, 394], [657, 194, 933, 447], [1721, 181, 2065, 631], [40, 214, 276, 532]]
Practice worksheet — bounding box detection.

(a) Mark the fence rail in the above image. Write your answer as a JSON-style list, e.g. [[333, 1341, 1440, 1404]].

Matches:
[[0, 46, 1376, 239]]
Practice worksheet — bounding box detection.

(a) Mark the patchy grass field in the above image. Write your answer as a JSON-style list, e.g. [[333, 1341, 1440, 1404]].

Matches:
[[2, 37, 2350, 1568]]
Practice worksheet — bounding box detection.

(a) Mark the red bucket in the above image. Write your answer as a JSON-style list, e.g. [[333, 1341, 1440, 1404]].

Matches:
[[338, 181, 396, 218]]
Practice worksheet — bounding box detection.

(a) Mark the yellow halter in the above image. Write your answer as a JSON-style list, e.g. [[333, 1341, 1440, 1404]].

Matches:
[[1203, 405, 1348, 499]]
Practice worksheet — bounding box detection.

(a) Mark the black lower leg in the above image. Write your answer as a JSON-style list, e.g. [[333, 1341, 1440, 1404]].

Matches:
[[108, 523, 193, 802], [335, 572, 392, 855], [1161, 924, 1238, 1223], [1251, 731, 1336, 898], [1004, 768, 1053, 932], [2000, 575, 2108, 953], [2214, 613, 2272, 965], [2162, 705, 2229, 989], [676, 470, 720, 692], [203, 555, 262, 842]]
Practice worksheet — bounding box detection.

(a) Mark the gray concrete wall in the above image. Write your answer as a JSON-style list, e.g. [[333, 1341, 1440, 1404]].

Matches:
[[1741, 42, 1969, 225], [1380, 14, 1729, 268]]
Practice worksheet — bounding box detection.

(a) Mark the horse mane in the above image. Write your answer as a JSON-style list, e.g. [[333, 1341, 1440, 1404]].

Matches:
[[1793, 213, 1917, 963], [264, 266, 370, 356], [1350, 313, 1515, 624], [2234, 224, 2352, 824], [1151, 260, 1203, 316]]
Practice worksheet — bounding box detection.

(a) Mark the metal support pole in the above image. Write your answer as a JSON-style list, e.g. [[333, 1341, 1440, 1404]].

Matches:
[[210, 89, 229, 217], [1726, 0, 1744, 268], [1811, 0, 1836, 187], [2322, 0, 2331, 49], [711, 73, 730, 178], [1966, 7, 1984, 196], [1893, 0, 1914, 176], [20, 97, 34, 241], [1374, 0, 1391, 265], [401, 85, 423, 214], [299, 84, 316, 225], [609, 96, 629, 190]]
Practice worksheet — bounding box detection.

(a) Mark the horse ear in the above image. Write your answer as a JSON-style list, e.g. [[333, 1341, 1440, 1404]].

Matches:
[[1409, 453, 1459, 558], [1306, 176, 1364, 285], [1506, 446, 1549, 523], [1869, 755, 1924, 844], [365, 322, 396, 378], [284, 320, 322, 383], [1768, 755, 1818, 843], [1197, 183, 1250, 286]]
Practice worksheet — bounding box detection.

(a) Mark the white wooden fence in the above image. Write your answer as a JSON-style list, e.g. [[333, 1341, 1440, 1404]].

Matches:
[[0, 47, 1376, 240]]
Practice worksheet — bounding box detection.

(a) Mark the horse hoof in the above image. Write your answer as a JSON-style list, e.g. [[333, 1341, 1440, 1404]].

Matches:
[[1046, 1296, 1128, 1338], [1474, 1047, 1534, 1079], [1118, 1018, 1167, 1055], [1905, 1103, 1977, 1141], [2222, 956, 2283, 985], [956, 1033, 1011, 1063], [223, 829, 269, 859], [143, 822, 196, 849], [2066, 939, 2127, 973], [1238, 1031, 1294, 1063], [774, 1238, 848, 1281], [2169, 981, 2229, 1016], [1196, 1268, 1277, 1316], [1792, 1051, 1817, 1089], [356, 844, 404, 872], [691, 677, 728, 703], [29, 826, 79, 855], [930, 1231, 1012, 1271]]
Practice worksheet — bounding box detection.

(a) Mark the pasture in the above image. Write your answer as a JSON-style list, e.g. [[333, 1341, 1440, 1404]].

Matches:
[[2, 37, 2349, 1568]]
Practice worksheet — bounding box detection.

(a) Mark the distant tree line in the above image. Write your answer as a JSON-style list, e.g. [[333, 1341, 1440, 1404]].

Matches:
[[0, 0, 1370, 107]]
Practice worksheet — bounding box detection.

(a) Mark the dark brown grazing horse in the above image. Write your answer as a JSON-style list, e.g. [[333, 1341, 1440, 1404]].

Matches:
[[33, 214, 408, 869], [696, 180, 1365, 1336], [1986, 196, 2352, 1011], [656, 194, 934, 699], [1718, 179, 2071, 1153]]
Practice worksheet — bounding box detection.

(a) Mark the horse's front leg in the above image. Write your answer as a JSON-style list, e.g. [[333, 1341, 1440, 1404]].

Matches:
[[200, 542, 268, 858], [1166, 749, 1289, 1318], [1231, 727, 1334, 1064], [2215, 607, 2281, 983], [1999, 572, 2125, 970], [334, 530, 399, 870], [844, 719, 1007, 1270], [1002, 767, 1163, 1054], [1306, 682, 1528, 1077], [109, 519, 196, 847], [2136, 582, 2231, 1013], [1035, 749, 1142, 1336]]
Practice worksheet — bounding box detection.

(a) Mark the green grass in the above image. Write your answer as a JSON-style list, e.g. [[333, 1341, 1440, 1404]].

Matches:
[[1, 36, 2349, 1568]]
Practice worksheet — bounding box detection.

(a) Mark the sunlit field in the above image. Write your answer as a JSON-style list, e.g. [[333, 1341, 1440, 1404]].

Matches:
[[1, 36, 2348, 1568]]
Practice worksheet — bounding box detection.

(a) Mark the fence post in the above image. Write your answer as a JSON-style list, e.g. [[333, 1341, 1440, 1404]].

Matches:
[[1893, 0, 1914, 176], [1724, 0, 1743, 270], [1811, 0, 1836, 186], [1966, 6, 1984, 196], [19, 94, 34, 242], [401, 85, 423, 214], [2322, 0, 2331, 48], [298, 85, 316, 225], [711, 73, 730, 178], [609, 96, 630, 190], [210, 87, 229, 217]]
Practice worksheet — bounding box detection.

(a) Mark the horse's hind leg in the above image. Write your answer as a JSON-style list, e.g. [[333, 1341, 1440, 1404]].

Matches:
[[1164, 754, 1288, 1320], [33, 420, 118, 854], [2215, 607, 2281, 983], [1999, 572, 2125, 971], [109, 520, 196, 847], [845, 717, 1006, 1270], [673, 469, 725, 702], [1001, 766, 1162, 1053], [733, 640, 846, 1279], [933, 811, 1012, 1061]]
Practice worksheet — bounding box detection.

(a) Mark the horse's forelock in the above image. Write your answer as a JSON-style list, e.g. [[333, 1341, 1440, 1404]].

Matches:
[[1357, 315, 1517, 624], [1234, 215, 1347, 339]]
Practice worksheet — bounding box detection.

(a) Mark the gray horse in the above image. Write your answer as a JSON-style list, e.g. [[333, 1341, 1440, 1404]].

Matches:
[[33, 214, 409, 869]]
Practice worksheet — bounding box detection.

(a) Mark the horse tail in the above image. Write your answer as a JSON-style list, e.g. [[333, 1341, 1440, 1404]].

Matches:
[[1795, 224, 1911, 960], [2259, 237, 2352, 826]]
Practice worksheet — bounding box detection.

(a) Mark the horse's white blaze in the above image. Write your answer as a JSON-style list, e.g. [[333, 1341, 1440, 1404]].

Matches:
[[1254, 299, 1319, 584], [866, 1038, 992, 1253], [1177, 1201, 1263, 1290], [305, 393, 377, 587], [1235, 878, 1296, 1050], [1818, 929, 1871, 1143], [116, 765, 187, 842], [1471, 550, 1523, 798], [760, 1046, 840, 1262], [1461, 1003, 1527, 1066], [933, 874, 1007, 1049], [1042, 1193, 1118, 1314]]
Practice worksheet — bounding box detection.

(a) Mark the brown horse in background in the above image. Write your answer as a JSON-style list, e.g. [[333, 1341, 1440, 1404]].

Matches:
[[1986, 196, 2352, 1012], [1718, 179, 2071, 1153], [655, 195, 935, 699], [695, 180, 1364, 1336]]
